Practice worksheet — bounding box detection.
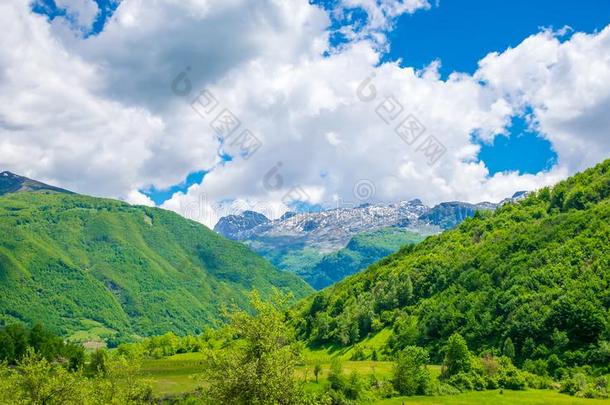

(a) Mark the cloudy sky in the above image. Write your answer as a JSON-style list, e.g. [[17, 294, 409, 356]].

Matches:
[[2, 0, 610, 227]]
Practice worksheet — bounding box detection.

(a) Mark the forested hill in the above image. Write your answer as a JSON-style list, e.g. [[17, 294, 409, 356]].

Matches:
[[0, 190, 312, 343], [295, 159, 610, 367]]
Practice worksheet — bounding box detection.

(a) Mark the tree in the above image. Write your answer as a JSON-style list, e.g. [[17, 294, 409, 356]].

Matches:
[[502, 337, 515, 360], [313, 363, 322, 383], [9, 349, 85, 405], [442, 333, 471, 377], [327, 358, 345, 392], [5, 324, 28, 361], [90, 355, 153, 404], [393, 346, 430, 395], [89, 349, 109, 375], [203, 289, 305, 404], [0, 330, 15, 363]]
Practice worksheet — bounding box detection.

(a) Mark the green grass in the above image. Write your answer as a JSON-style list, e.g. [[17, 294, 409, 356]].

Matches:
[[378, 390, 610, 404], [140, 353, 608, 405], [140, 352, 206, 395]]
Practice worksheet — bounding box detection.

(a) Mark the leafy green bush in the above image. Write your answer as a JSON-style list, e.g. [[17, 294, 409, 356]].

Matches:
[[442, 333, 472, 378], [392, 346, 430, 395], [523, 358, 548, 376]]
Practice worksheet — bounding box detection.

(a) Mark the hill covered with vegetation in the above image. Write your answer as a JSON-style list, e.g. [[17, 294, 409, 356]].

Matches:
[[295, 159, 610, 372], [0, 190, 312, 344], [258, 227, 425, 290], [303, 227, 425, 290]]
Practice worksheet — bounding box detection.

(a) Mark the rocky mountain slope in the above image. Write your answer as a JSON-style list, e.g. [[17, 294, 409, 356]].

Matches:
[[0, 171, 72, 196]]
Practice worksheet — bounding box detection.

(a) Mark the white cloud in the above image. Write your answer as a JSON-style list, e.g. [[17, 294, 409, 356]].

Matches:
[[55, 0, 100, 31], [1, 0, 609, 229], [329, 0, 431, 49], [476, 26, 610, 172], [124, 189, 156, 207]]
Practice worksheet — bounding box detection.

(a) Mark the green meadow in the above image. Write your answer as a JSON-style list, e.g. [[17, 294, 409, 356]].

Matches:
[[138, 352, 610, 403], [378, 390, 610, 404]]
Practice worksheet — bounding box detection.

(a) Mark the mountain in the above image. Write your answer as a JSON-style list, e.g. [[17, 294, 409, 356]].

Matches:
[[0, 171, 72, 196], [295, 159, 610, 367], [419, 201, 498, 230], [216, 199, 433, 251], [302, 227, 426, 290], [214, 197, 512, 289], [214, 210, 270, 240], [0, 179, 312, 344]]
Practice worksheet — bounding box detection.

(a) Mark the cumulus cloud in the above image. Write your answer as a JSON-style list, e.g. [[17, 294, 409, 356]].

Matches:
[[1, 0, 609, 228]]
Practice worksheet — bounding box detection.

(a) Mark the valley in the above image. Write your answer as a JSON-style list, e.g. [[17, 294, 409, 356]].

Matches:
[[2, 160, 610, 403]]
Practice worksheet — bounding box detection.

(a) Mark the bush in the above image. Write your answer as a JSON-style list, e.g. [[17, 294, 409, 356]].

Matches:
[[327, 359, 346, 392], [448, 372, 474, 391], [522, 358, 548, 376], [442, 333, 472, 378], [522, 371, 553, 389], [350, 345, 366, 361], [392, 346, 430, 396], [496, 357, 526, 390], [560, 373, 609, 398], [560, 372, 587, 395]]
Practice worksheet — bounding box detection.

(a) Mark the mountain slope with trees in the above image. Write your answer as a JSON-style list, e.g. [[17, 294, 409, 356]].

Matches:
[[0, 188, 312, 343], [295, 159, 610, 371]]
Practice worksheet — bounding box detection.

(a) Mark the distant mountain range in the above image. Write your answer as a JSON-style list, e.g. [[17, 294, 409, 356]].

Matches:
[[0, 172, 311, 344], [214, 192, 529, 289]]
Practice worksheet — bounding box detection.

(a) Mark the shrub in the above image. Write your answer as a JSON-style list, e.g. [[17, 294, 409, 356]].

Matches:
[[448, 372, 474, 391], [442, 333, 472, 378], [392, 346, 430, 396], [327, 358, 346, 392], [522, 358, 548, 376], [350, 345, 366, 361], [496, 357, 526, 390], [560, 372, 587, 395]]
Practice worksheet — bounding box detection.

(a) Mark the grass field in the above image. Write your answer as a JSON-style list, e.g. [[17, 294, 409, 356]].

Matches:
[[378, 390, 610, 404], [140, 352, 206, 395], [139, 353, 610, 404]]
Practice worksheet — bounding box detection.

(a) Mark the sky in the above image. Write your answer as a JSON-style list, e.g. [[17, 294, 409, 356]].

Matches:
[[1, 0, 610, 227]]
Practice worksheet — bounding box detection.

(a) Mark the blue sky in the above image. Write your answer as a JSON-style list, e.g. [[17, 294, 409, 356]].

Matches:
[[384, 0, 610, 78], [33, 0, 119, 35], [29, 0, 610, 206], [383, 0, 609, 177]]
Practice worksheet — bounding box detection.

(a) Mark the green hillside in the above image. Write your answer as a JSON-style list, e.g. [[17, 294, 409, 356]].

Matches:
[[295, 159, 610, 367], [0, 191, 312, 343], [255, 227, 425, 290], [303, 227, 425, 290]]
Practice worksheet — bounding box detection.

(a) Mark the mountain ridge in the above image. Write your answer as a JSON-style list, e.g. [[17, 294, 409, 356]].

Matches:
[[0, 181, 311, 344], [214, 194, 527, 289], [0, 171, 73, 196]]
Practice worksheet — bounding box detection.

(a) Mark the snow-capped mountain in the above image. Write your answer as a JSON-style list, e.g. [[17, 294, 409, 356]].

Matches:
[[214, 197, 515, 252], [213, 193, 529, 289], [215, 199, 429, 251]]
